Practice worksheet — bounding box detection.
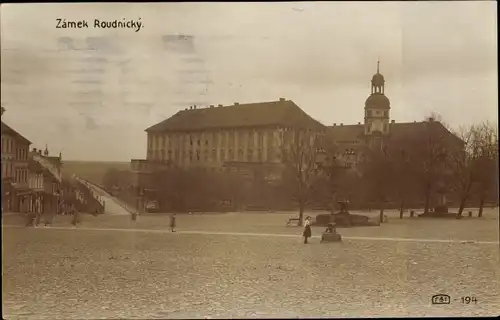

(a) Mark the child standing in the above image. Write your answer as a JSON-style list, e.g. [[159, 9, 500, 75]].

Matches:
[[303, 216, 312, 244]]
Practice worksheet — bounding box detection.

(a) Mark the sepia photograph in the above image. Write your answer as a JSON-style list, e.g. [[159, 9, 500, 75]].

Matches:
[[1, 1, 498, 318]]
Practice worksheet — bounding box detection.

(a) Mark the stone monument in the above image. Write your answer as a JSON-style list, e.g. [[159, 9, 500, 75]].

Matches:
[[320, 223, 342, 243]]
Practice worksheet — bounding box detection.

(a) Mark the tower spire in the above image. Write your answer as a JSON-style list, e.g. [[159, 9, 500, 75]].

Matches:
[[377, 57, 380, 73]]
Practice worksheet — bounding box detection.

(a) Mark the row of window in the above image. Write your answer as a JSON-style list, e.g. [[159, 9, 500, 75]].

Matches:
[[150, 148, 274, 163], [16, 148, 28, 160], [1, 162, 14, 178], [1, 137, 29, 160], [1, 137, 12, 153], [149, 131, 274, 150], [15, 169, 28, 184], [28, 174, 44, 189], [1, 163, 34, 184]]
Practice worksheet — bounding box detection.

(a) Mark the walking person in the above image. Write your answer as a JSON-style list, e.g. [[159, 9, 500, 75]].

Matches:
[[170, 213, 176, 232], [303, 216, 312, 244]]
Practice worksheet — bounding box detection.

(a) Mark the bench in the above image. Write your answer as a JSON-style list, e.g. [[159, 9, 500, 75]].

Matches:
[[286, 218, 300, 226]]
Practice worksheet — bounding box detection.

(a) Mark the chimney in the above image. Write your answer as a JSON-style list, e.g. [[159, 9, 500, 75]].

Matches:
[[33, 148, 37, 153], [193, 105, 197, 109], [279, 97, 286, 102], [340, 123, 343, 126], [210, 105, 214, 108], [234, 102, 239, 105], [38, 150, 42, 155], [333, 123, 336, 126], [391, 120, 395, 124], [218, 104, 223, 107], [429, 117, 434, 122], [189, 106, 193, 110], [414, 121, 416, 123], [357, 122, 361, 125]]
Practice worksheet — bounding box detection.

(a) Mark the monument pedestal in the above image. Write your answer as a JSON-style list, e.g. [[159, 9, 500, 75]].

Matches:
[[321, 232, 342, 243]]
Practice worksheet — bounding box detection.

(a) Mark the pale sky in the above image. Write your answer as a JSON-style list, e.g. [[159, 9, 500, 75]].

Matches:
[[0, 2, 497, 161]]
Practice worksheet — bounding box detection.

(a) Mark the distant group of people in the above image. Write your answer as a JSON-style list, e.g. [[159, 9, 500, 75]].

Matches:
[[26, 203, 80, 227]]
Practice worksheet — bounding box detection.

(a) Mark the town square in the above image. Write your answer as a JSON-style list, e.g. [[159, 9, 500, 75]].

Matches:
[[1, 1, 499, 319], [3, 209, 499, 318]]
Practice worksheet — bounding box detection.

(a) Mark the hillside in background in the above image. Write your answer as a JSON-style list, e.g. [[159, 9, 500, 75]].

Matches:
[[62, 161, 131, 187]]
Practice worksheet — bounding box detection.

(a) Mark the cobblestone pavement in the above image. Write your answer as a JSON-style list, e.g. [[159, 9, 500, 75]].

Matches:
[[2, 209, 499, 318]]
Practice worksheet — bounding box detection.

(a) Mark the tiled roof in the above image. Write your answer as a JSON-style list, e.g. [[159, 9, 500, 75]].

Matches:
[[146, 100, 325, 133], [45, 156, 62, 167], [1, 121, 31, 144], [327, 121, 463, 145], [327, 124, 365, 142], [389, 121, 463, 145], [28, 159, 45, 174]]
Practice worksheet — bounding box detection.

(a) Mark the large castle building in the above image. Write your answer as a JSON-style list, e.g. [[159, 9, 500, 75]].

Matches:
[[130, 62, 463, 207], [130, 98, 324, 183]]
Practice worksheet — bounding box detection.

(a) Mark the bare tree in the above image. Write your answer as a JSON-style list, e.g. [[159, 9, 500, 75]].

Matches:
[[446, 125, 479, 217], [388, 146, 415, 219], [281, 129, 323, 226], [408, 118, 451, 214], [362, 144, 393, 223], [366, 137, 417, 219], [445, 122, 498, 217], [315, 143, 350, 214], [472, 122, 498, 217]]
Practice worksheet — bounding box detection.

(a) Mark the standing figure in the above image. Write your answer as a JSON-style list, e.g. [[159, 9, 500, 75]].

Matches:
[[303, 216, 312, 244], [34, 210, 42, 227], [170, 213, 176, 232], [71, 204, 80, 226]]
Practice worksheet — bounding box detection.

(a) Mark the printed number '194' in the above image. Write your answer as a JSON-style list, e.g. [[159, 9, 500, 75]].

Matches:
[[461, 296, 477, 304]]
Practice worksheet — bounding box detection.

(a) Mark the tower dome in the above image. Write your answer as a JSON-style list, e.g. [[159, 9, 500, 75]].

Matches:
[[371, 72, 385, 86], [364, 59, 391, 137], [365, 94, 390, 109], [371, 59, 385, 86]]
